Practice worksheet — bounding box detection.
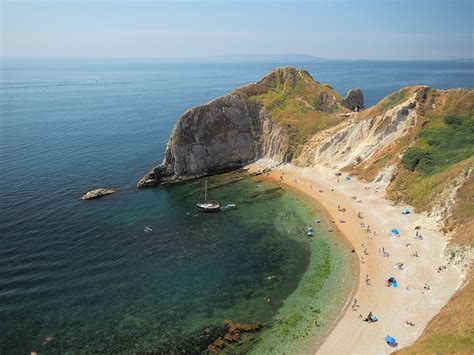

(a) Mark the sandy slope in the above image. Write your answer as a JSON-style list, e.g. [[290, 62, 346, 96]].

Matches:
[[250, 162, 465, 354]]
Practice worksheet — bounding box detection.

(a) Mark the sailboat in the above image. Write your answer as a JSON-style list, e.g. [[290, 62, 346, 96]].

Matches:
[[196, 180, 221, 212]]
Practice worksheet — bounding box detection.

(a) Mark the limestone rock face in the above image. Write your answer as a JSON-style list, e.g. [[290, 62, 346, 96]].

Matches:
[[81, 188, 115, 200], [138, 94, 289, 187], [341, 88, 364, 111]]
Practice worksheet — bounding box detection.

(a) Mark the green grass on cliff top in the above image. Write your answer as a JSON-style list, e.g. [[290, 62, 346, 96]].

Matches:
[[391, 89, 474, 211], [402, 111, 474, 175], [236, 68, 345, 158]]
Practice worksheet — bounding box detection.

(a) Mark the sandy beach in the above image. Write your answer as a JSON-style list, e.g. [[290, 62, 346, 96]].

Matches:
[[250, 161, 466, 354]]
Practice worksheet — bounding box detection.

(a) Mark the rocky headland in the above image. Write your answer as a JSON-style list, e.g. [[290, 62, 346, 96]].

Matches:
[[138, 67, 356, 187]]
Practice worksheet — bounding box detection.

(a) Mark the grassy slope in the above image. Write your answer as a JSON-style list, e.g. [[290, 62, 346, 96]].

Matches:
[[397, 175, 473, 355], [386, 88, 474, 210], [389, 89, 473, 354], [235, 67, 346, 158], [346, 87, 474, 353]]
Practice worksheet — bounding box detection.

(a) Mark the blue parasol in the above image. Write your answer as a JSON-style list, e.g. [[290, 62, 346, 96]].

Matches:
[[391, 229, 399, 235], [385, 335, 397, 344]]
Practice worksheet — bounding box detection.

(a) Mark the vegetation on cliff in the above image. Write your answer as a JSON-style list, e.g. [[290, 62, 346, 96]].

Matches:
[[386, 89, 473, 211], [358, 88, 473, 354], [235, 67, 347, 157]]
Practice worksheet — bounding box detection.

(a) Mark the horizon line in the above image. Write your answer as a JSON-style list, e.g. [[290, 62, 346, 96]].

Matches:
[[2, 55, 473, 62]]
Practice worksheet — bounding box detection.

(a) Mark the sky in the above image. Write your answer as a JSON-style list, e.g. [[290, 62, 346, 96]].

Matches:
[[1, 0, 473, 60]]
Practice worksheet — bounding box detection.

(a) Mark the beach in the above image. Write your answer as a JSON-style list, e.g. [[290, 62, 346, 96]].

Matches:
[[250, 162, 466, 354]]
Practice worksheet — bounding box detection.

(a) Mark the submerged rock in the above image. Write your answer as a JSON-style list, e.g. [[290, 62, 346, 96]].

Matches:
[[208, 320, 262, 353], [341, 88, 364, 111], [81, 188, 115, 200]]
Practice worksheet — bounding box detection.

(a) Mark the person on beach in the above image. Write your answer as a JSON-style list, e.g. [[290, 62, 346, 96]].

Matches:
[[352, 299, 359, 310], [366, 274, 370, 285]]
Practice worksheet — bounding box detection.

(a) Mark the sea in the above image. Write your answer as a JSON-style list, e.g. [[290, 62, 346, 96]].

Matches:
[[1, 59, 473, 353]]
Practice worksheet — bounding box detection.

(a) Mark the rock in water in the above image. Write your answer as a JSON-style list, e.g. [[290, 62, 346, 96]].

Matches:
[[341, 88, 364, 111], [81, 188, 115, 200]]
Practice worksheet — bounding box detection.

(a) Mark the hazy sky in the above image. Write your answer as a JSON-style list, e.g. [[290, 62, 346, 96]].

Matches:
[[2, 0, 473, 60]]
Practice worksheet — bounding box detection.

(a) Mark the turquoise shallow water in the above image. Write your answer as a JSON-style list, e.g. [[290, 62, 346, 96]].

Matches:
[[1, 171, 349, 353], [1, 59, 472, 353]]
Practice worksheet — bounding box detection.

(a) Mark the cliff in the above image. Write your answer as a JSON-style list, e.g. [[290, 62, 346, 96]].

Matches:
[[139, 67, 473, 210], [138, 94, 289, 187], [138, 67, 354, 187]]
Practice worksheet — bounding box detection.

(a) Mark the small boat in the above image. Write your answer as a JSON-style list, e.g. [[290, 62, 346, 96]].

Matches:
[[307, 231, 314, 237], [144, 226, 152, 232], [221, 203, 237, 211], [196, 180, 220, 212]]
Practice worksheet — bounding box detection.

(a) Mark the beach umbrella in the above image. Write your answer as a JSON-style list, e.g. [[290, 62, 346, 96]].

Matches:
[[391, 229, 399, 235], [385, 335, 397, 345], [345, 176, 351, 181], [402, 208, 410, 214]]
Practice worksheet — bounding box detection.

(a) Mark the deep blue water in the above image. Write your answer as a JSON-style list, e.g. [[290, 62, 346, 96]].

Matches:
[[1, 59, 472, 353]]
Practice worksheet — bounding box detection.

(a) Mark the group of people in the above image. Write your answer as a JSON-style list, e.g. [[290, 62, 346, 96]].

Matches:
[[281, 169, 433, 347], [364, 311, 378, 323]]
